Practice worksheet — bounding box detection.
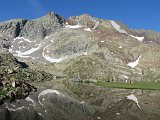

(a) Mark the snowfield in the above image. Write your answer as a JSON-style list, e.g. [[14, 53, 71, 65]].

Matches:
[[111, 20, 128, 34], [131, 35, 144, 41], [38, 89, 61, 97], [43, 54, 63, 63], [25, 96, 36, 107], [127, 94, 140, 108], [65, 24, 82, 29], [14, 37, 35, 43], [15, 45, 41, 56], [89, 16, 100, 30], [42, 45, 64, 63], [119, 46, 122, 48], [5, 103, 26, 111], [110, 21, 144, 42], [127, 55, 141, 68], [84, 28, 92, 32], [9, 39, 42, 59], [92, 21, 99, 30], [121, 75, 129, 79]]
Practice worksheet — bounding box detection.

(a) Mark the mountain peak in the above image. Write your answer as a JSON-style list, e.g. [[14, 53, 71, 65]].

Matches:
[[47, 11, 55, 16], [45, 11, 58, 17], [79, 13, 91, 17], [41, 11, 60, 19], [66, 13, 97, 28]]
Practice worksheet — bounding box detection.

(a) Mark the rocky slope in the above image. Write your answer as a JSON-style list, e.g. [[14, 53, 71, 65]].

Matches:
[[1, 12, 159, 82], [0, 12, 160, 120]]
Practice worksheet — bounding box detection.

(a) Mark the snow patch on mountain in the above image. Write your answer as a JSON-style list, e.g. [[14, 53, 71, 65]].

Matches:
[[127, 94, 140, 108], [15, 45, 41, 56], [18, 41, 23, 43], [110, 20, 128, 34], [42, 45, 64, 63], [92, 21, 99, 30], [44, 36, 49, 39], [5, 103, 26, 111], [10, 104, 16, 107], [110, 21, 144, 41], [43, 54, 63, 63], [116, 113, 120, 115], [119, 46, 122, 48], [127, 55, 141, 68], [39, 89, 61, 96], [121, 75, 128, 79], [131, 35, 144, 41], [14, 37, 35, 43], [101, 41, 105, 43], [65, 25, 82, 29], [89, 16, 99, 30], [9, 41, 42, 59], [97, 117, 101, 119], [38, 112, 44, 117], [84, 28, 92, 32], [25, 96, 36, 107], [83, 52, 88, 55], [13, 54, 31, 58]]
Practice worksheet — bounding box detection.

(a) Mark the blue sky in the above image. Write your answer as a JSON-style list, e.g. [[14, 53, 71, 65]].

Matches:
[[0, 0, 160, 31]]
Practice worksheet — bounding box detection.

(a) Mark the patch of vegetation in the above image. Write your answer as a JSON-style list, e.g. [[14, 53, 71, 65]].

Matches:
[[0, 89, 8, 96], [97, 25, 106, 30], [94, 81, 160, 90]]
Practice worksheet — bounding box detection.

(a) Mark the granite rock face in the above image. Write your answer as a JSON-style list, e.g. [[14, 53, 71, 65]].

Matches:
[[18, 12, 64, 41]]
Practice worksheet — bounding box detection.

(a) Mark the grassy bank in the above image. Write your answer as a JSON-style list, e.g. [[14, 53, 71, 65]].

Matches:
[[94, 81, 160, 90]]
